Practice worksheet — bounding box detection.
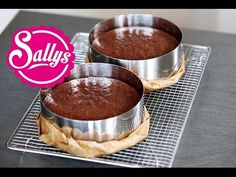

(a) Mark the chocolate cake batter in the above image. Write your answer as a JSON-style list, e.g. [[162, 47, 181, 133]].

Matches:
[[43, 77, 140, 120], [92, 26, 179, 60]]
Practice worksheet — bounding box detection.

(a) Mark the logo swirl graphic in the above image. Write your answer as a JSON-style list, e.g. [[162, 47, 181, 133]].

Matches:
[[6, 26, 75, 88]]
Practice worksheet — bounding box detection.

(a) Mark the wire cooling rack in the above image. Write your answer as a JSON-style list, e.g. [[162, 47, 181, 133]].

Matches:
[[7, 33, 211, 167]]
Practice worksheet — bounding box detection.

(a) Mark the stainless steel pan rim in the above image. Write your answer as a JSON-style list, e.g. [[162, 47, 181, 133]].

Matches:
[[88, 14, 183, 80], [40, 63, 144, 142], [89, 43, 182, 62]]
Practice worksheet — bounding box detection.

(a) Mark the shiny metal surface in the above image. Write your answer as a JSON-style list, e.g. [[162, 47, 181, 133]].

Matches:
[[40, 63, 144, 142], [88, 14, 183, 80]]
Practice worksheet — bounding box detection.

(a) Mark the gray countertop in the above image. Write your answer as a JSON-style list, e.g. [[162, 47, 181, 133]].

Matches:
[[0, 10, 235, 167]]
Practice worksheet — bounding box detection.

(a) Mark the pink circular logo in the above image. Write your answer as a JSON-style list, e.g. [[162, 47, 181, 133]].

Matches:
[[6, 26, 75, 88]]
